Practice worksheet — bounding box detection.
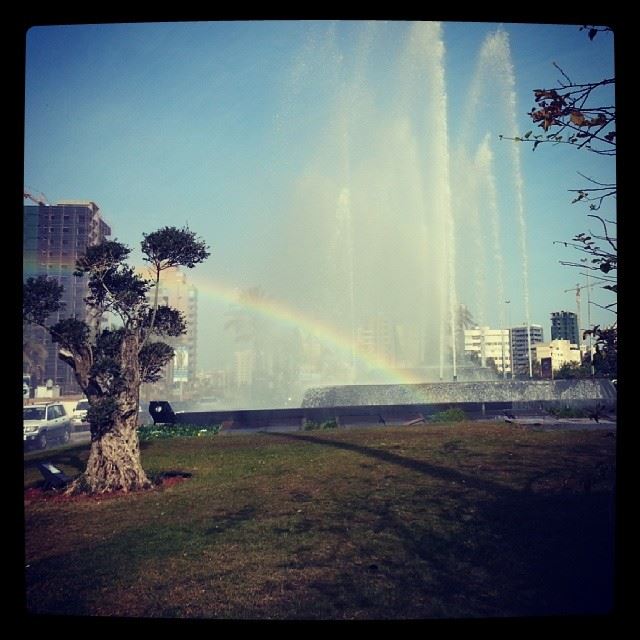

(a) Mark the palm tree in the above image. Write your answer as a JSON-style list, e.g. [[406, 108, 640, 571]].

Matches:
[[457, 304, 477, 332], [455, 304, 476, 359]]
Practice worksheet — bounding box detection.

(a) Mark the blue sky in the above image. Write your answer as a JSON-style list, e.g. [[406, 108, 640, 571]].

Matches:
[[24, 20, 617, 372]]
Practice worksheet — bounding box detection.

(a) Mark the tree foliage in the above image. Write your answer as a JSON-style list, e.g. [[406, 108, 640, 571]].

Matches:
[[140, 226, 210, 348], [139, 341, 177, 383], [22, 276, 65, 325], [142, 226, 211, 271], [517, 72, 615, 156], [583, 325, 617, 378], [554, 361, 592, 379]]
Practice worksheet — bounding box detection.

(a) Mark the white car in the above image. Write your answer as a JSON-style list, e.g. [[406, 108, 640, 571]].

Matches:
[[23, 402, 72, 450], [71, 399, 90, 430]]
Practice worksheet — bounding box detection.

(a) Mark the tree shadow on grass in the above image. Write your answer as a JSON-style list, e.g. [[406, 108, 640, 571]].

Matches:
[[205, 505, 257, 535], [352, 487, 614, 618], [265, 431, 520, 498], [265, 431, 616, 618]]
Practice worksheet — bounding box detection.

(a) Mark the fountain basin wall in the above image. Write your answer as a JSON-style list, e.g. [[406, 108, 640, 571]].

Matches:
[[301, 379, 617, 408], [150, 379, 615, 431]]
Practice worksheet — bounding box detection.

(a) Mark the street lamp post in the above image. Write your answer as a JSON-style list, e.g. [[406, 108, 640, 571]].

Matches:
[[580, 259, 596, 377], [504, 300, 511, 379], [586, 271, 595, 376], [501, 326, 506, 379]]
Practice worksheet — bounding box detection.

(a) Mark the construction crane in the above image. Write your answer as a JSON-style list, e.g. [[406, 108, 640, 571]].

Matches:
[[23, 188, 50, 206], [564, 279, 598, 346]]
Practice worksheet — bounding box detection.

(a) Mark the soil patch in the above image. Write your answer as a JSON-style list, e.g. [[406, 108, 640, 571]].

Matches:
[[24, 473, 191, 504]]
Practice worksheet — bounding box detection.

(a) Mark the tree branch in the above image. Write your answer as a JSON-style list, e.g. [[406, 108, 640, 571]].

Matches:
[[559, 260, 616, 279], [590, 300, 617, 314], [499, 134, 616, 156], [141, 265, 162, 349], [576, 172, 615, 188], [578, 271, 617, 284], [588, 214, 618, 253], [553, 61, 572, 85]]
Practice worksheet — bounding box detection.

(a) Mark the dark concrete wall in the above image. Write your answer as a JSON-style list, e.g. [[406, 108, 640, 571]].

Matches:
[[152, 401, 511, 429], [149, 378, 616, 431]]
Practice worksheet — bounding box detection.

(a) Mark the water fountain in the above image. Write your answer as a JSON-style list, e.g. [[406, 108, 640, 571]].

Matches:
[[176, 22, 615, 417], [268, 23, 523, 387]]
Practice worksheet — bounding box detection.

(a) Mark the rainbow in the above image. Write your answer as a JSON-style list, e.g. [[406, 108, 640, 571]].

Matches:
[[23, 256, 431, 391], [191, 275, 426, 387]]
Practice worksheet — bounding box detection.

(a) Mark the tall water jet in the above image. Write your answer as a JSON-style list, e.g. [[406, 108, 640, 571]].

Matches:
[[452, 27, 533, 378], [476, 29, 533, 376], [408, 22, 458, 380], [333, 24, 377, 382], [254, 21, 534, 403], [464, 146, 489, 327], [475, 135, 507, 337], [475, 135, 510, 374], [334, 185, 356, 378]]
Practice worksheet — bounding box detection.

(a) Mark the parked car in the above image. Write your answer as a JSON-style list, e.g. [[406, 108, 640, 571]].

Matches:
[[23, 402, 72, 450], [71, 399, 90, 431]]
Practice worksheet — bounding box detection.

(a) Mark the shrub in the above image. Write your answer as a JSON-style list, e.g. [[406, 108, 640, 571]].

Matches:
[[303, 418, 338, 431], [302, 419, 318, 431], [429, 408, 466, 423], [138, 423, 220, 441], [547, 406, 590, 419]]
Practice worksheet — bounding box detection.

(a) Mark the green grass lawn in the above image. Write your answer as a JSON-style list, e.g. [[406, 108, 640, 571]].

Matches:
[[23, 423, 617, 620]]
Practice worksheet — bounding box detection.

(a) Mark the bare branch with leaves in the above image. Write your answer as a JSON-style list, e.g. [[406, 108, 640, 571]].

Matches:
[[499, 70, 615, 156], [501, 25, 616, 319]]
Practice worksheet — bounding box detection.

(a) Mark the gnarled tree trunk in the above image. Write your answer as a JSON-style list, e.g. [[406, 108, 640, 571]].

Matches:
[[66, 332, 152, 495], [69, 413, 151, 494]]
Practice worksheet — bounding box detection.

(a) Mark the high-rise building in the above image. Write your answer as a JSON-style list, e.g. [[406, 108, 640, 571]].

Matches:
[[150, 266, 199, 389], [464, 326, 511, 375], [550, 311, 580, 347], [510, 324, 544, 377], [23, 200, 111, 393]]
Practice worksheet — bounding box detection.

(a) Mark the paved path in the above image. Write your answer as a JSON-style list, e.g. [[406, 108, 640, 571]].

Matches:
[[501, 416, 616, 431]]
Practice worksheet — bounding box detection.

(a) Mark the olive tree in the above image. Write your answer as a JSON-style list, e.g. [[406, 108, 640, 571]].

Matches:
[[23, 226, 209, 494]]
